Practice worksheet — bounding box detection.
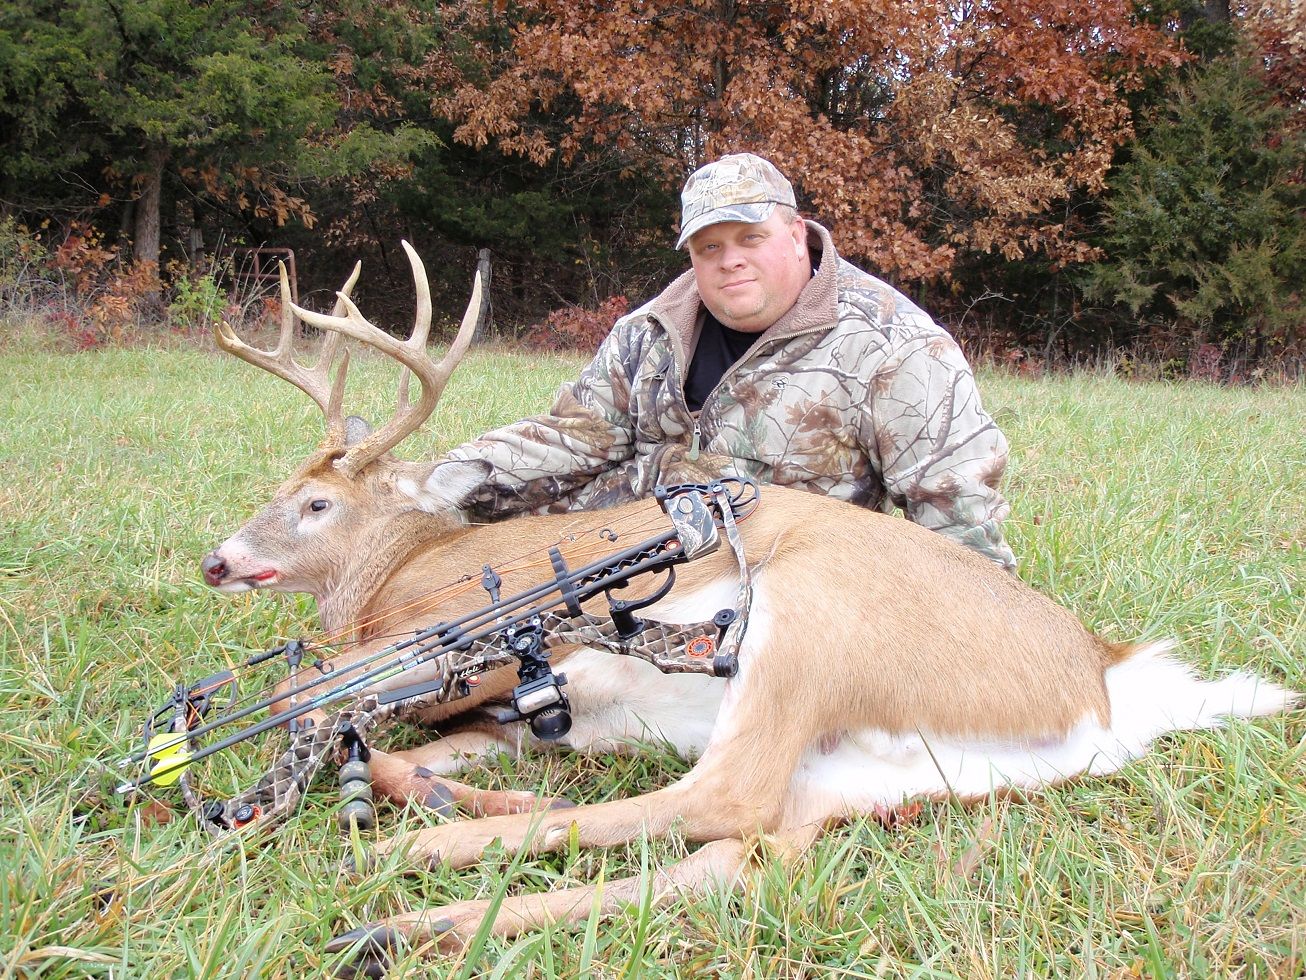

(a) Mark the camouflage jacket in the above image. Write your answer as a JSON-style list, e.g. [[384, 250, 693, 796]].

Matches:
[[448, 222, 1016, 568]]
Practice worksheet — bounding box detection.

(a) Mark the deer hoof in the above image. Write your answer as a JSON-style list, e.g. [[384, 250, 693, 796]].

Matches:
[[421, 784, 456, 817], [326, 924, 403, 978]]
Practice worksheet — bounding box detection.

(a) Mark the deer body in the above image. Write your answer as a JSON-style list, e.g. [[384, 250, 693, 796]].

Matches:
[[330, 481, 1290, 965], [203, 247, 1297, 972]]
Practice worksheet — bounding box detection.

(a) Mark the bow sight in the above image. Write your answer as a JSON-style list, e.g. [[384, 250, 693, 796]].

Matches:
[[116, 479, 758, 835], [475, 566, 571, 741]]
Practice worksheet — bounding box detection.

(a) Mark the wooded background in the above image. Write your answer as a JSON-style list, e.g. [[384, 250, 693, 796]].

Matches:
[[1, 0, 1301, 372]]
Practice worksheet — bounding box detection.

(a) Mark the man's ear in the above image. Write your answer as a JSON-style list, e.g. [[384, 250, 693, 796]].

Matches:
[[410, 458, 493, 513], [791, 217, 807, 257]]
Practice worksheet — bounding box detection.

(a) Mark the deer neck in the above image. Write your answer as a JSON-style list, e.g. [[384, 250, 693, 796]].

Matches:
[[316, 510, 448, 638]]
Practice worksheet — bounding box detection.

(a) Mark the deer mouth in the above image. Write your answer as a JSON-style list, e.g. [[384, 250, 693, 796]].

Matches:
[[202, 552, 280, 590], [213, 570, 279, 593]]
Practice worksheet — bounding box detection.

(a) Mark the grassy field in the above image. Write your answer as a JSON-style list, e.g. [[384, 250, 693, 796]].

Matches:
[[0, 343, 1302, 978]]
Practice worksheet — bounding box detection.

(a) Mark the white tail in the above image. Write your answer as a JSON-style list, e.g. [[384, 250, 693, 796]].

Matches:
[[200, 247, 1298, 973], [1095, 641, 1297, 758]]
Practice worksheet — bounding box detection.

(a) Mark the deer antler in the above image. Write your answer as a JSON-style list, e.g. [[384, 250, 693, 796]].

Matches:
[[215, 261, 362, 448], [290, 242, 487, 477]]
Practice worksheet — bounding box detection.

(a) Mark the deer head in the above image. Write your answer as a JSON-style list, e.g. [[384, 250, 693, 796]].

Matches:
[[201, 244, 491, 630]]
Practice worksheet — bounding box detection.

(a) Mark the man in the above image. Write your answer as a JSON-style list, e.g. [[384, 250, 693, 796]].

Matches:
[[443, 153, 1016, 569]]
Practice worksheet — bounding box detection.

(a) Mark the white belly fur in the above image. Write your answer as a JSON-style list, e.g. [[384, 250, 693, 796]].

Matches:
[[784, 641, 1297, 821]]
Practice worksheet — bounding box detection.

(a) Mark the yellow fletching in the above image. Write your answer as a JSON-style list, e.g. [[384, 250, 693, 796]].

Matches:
[[146, 734, 192, 786]]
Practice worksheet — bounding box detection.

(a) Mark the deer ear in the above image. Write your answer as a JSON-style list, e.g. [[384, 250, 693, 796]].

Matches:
[[344, 415, 372, 446], [412, 459, 493, 513]]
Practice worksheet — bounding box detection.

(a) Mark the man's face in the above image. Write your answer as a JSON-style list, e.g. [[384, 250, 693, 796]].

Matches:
[[687, 212, 811, 333]]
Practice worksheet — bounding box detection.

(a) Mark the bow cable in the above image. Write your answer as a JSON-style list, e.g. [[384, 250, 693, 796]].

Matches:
[[119, 518, 701, 783], [133, 508, 679, 746]]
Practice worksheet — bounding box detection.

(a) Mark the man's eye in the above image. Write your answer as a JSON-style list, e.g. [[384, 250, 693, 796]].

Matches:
[[309, 499, 330, 513]]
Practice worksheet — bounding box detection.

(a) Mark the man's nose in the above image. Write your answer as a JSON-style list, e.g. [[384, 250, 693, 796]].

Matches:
[[718, 245, 746, 269]]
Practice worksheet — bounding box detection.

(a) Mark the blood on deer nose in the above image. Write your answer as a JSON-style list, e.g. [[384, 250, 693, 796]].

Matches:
[[201, 553, 227, 586]]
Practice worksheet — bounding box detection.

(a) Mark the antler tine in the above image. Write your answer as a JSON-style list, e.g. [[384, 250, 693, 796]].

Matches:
[[319, 262, 361, 446], [394, 244, 485, 419], [291, 241, 487, 476], [393, 234, 434, 419], [214, 261, 361, 448]]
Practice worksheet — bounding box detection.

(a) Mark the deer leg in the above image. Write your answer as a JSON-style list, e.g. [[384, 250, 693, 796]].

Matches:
[[390, 728, 521, 777], [365, 666, 812, 870], [327, 823, 825, 976], [366, 748, 573, 818], [391, 731, 578, 816]]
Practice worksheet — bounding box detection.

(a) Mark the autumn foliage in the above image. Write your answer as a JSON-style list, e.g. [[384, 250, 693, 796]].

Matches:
[[439, 0, 1181, 282], [1243, 0, 1306, 131], [2, 1, 1300, 365]]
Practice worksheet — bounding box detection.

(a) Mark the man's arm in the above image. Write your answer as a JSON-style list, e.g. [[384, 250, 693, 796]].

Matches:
[[441, 317, 643, 519], [865, 330, 1017, 570]]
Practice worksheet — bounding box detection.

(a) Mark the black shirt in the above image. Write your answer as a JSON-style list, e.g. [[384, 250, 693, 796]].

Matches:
[[683, 310, 759, 413]]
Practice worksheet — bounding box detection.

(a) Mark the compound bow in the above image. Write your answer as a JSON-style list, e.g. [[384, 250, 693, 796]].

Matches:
[[117, 480, 757, 837]]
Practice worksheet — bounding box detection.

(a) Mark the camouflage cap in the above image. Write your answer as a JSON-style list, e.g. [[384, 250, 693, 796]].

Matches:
[[675, 153, 797, 249]]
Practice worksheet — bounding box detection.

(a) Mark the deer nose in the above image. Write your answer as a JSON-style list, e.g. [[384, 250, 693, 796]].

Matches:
[[201, 553, 227, 586]]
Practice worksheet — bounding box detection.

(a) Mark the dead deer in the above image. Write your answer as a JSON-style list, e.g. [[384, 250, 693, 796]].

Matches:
[[203, 244, 726, 818], [203, 245, 1298, 976]]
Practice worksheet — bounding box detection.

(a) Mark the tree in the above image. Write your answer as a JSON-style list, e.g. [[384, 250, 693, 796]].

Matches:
[[1084, 52, 1305, 356], [432, 0, 1179, 283], [0, 0, 444, 296], [0, 2, 93, 200], [0, 1, 339, 264]]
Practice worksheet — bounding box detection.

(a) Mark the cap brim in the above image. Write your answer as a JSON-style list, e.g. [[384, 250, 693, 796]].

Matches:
[[675, 202, 778, 249]]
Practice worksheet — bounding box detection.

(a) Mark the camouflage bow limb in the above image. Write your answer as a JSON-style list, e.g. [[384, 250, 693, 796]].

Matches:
[[196, 599, 757, 837], [197, 702, 376, 836]]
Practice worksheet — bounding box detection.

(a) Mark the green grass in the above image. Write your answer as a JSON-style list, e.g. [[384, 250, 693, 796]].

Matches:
[[0, 345, 1302, 978]]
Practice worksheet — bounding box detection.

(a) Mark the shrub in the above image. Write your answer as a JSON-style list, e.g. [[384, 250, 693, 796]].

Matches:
[[0, 217, 50, 307], [47, 221, 118, 298], [0, 220, 174, 347], [167, 266, 225, 332], [523, 295, 629, 352]]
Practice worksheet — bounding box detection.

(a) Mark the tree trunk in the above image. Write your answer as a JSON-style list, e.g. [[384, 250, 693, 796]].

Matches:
[[119, 199, 135, 247], [133, 151, 165, 267], [709, 0, 736, 149], [132, 146, 167, 311], [180, 195, 203, 260]]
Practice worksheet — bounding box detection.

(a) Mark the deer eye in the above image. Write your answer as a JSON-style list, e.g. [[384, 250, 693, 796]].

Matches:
[[308, 499, 330, 513]]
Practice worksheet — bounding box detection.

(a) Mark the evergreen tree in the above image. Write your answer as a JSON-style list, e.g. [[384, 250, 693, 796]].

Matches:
[[1085, 54, 1305, 355], [0, 0, 441, 291], [1, 1, 337, 269]]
